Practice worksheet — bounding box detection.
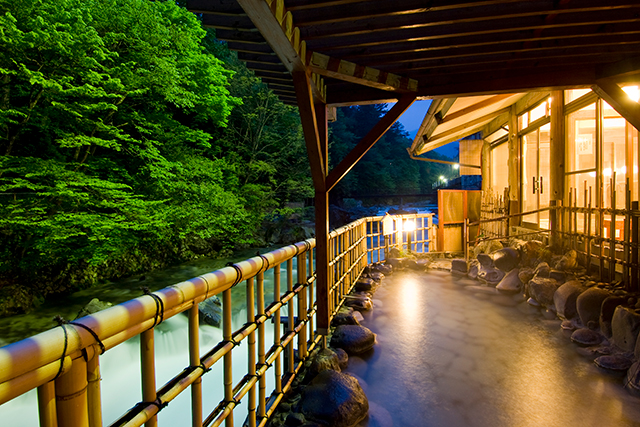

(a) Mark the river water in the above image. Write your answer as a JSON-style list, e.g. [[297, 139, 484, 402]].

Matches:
[[351, 269, 640, 427]]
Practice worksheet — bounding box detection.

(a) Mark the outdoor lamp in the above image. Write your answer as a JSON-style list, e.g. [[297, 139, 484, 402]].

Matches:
[[404, 220, 416, 253]]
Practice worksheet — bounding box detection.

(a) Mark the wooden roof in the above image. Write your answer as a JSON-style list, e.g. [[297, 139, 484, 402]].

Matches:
[[188, 0, 640, 109]]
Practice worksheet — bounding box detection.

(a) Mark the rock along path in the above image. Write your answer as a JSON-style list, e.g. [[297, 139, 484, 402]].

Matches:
[[348, 269, 640, 427]]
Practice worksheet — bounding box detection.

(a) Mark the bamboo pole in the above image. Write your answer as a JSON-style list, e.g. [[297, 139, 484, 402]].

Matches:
[[297, 252, 308, 360], [273, 264, 282, 395], [625, 178, 631, 290], [632, 201, 639, 292], [587, 186, 592, 275], [610, 175, 617, 282], [140, 328, 157, 427], [246, 277, 256, 427], [55, 357, 89, 427], [38, 381, 57, 427], [257, 270, 266, 422], [600, 179, 605, 280], [223, 288, 233, 427], [189, 303, 202, 427], [86, 348, 102, 427], [286, 259, 294, 375]]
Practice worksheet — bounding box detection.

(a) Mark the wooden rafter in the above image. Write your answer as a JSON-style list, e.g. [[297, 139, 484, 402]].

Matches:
[[439, 94, 514, 124], [592, 79, 640, 131], [308, 52, 418, 92], [326, 94, 416, 191]]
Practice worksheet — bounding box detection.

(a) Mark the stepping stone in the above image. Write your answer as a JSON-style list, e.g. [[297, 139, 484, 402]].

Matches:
[[571, 328, 603, 346], [330, 325, 376, 355]]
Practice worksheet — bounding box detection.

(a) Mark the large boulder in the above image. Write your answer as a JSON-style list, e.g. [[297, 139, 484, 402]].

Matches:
[[300, 370, 369, 427], [304, 348, 342, 383], [476, 253, 494, 269], [344, 294, 373, 312], [528, 277, 561, 308], [331, 311, 361, 327], [477, 266, 505, 286], [600, 296, 627, 338], [571, 328, 603, 346], [354, 278, 376, 292], [553, 280, 585, 320], [555, 249, 578, 271], [612, 306, 640, 352], [451, 259, 468, 274], [496, 269, 522, 294], [518, 268, 535, 285], [198, 296, 222, 327], [330, 325, 376, 355], [577, 287, 611, 327], [533, 262, 551, 278], [473, 240, 503, 258], [492, 247, 520, 272], [518, 240, 548, 266], [75, 298, 113, 320]]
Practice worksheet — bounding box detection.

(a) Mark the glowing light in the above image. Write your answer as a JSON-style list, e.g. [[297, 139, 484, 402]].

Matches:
[[404, 220, 416, 232], [453, 164, 460, 170], [589, 171, 596, 178], [617, 166, 627, 174], [439, 175, 445, 181], [603, 168, 612, 177], [623, 85, 640, 102]]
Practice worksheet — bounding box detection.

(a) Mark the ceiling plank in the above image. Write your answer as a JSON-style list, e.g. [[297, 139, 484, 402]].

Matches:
[[326, 94, 416, 191], [597, 55, 640, 80], [304, 9, 640, 51], [308, 51, 418, 92], [298, 1, 640, 40], [592, 79, 640, 131], [425, 107, 512, 143]]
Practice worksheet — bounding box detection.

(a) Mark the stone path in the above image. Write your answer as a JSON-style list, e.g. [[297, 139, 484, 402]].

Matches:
[[347, 270, 640, 427]]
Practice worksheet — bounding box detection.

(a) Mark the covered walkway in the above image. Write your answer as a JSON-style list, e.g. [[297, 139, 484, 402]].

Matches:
[[350, 270, 640, 427]]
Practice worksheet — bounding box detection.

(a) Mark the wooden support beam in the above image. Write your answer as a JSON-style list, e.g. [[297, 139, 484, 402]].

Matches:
[[592, 79, 640, 131], [550, 90, 565, 248], [236, 0, 325, 103], [410, 99, 444, 155], [293, 71, 326, 191], [327, 94, 416, 191], [308, 51, 418, 92], [439, 94, 515, 124], [425, 107, 511, 144]]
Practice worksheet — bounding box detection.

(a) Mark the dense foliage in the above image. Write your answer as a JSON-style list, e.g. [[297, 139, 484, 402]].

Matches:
[[329, 104, 452, 200], [0, 0, 311, 315]]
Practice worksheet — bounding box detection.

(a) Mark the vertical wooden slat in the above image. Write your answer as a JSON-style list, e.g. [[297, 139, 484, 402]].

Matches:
[[189, 304, 202, 427], [257, 271, 266, 422], [315, 190, 330, 336], [625, 179, 631, 290], [610, 176, 617, 283], [223, 289, 234, 427], [38, 381, 57, 427], [140, 329, 157, 427], [587, 187, 593, 276], [56, 357, 89, 427]]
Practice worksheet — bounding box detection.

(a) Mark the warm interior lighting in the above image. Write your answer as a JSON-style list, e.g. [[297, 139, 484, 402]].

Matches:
[[623, 85, 640, 103], [603, 168, 612, 177], [589, 171, 596, 178]]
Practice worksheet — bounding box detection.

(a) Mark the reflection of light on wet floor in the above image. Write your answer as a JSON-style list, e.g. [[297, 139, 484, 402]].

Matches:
[[350, 270, 640, 427]]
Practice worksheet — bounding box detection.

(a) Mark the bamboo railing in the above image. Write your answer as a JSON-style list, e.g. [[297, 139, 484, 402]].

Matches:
[[0, 213, 436, 427], [467, 185, 640, 293]]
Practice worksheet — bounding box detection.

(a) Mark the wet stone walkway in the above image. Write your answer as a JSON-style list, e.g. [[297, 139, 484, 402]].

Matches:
[[348, 270, 640, 427]]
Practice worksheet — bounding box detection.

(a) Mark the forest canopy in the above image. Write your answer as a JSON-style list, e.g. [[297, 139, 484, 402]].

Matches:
[[0, 0, 450, 315]]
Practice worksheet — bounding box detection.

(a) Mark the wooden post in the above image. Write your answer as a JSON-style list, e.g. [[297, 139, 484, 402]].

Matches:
[[273, 265, 282, 394], [296, 252, 307, 360], [550, 90, 565, 249], [315, 190, 330, 336], [632, 201, 639, 292], [246, 277, 256, 427]]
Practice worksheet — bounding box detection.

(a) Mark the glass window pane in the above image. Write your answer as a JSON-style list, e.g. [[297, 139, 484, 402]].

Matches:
[[539, 124, 551, 229], [565, 89, 592, 104], [522, 130, 538, 224], [530, 100, 548, 123], [566, 103, 596, 172], [491, 142, 509, 197], [566, 172, 596, 234]]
